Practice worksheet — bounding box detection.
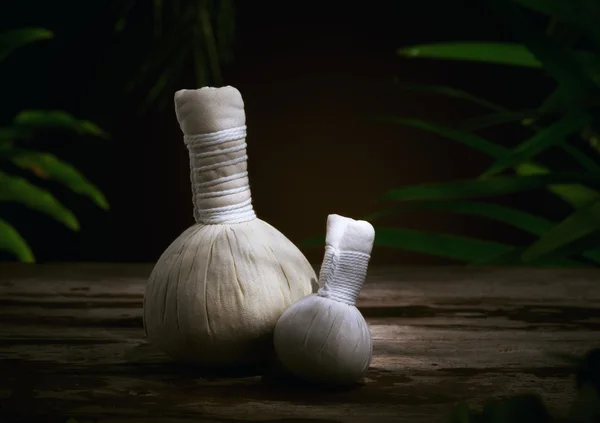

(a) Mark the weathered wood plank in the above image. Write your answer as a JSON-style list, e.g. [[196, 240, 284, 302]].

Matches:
[[0, 264, 599, 423]]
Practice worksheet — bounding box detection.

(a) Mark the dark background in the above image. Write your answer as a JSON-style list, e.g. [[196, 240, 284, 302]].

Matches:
[[0, 0, 562, 265]]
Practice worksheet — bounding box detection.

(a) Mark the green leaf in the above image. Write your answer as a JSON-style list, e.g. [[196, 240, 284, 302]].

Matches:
[[0, 218, 34, 263], [0, 171, 79, 230], [538, 85, 573, 115], [483, 111, 593, 177], [398, 42, 542, 68], [488, 0, 597, 101], [142, 42, 190, 113], [368, 200, 554, 235], [374, 227, 513, 262], [515, 0, 600, 50], [469, 246, 588, 267], [368, 200, 600, 265], [515, 163, 600, 209], [458, 109, 546, 132], [382, 117, 600, 209], [126, 2, 196, 93], [524, 226, 600, 265], [379, 117, 507, 157], [392, 83, 508, 112], [13, 110, 108, 139], [8, 150, 109, 210], [543, 183, 600, 208], [382, 172, 600, 202], [0, 28, 53, 63], [478, 100, 600, 175], [522, 198, 600, 262], [129, 5, 195, 112], [575, 50, 600, 88], [118, 1, 236, 111], [560, 142, 600, 173]]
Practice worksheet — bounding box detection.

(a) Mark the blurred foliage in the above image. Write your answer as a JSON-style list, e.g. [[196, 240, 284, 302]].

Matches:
[[0, 29, 109, 263], [370, 0, 600, 266], [1, 0, 237, 260], [112, 0, 236, 112], [446, 348, 600, 422]]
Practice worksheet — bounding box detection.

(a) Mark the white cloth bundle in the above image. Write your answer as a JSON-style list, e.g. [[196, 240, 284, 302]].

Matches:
[[273, 214, 375, 385], [143, 86, 316, 367]]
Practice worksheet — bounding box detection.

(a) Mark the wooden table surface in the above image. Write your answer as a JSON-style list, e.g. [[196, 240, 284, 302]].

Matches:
[[1, 263, 599, 423]]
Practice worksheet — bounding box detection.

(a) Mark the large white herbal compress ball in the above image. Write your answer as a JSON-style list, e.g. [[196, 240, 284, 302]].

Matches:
[[143, 86, 316, 367], [273, 214, 375, 385]]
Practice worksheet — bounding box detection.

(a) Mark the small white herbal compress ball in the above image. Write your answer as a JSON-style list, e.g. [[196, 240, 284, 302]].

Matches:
[[273, 214, 375, 385], [143, 86, 316, 368]]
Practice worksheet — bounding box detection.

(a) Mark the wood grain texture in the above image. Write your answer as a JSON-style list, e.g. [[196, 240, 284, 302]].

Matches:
[[0, 263, 599, 423]]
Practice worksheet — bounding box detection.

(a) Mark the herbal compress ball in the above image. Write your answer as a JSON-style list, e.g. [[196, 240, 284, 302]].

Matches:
[[143, 86, 316, 367], [273, 214, 375, 385]]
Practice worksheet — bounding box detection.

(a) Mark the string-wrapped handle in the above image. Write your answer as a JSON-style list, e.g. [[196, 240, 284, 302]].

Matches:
[[174, 86, 256, 224], [317, 214, 375, 306]]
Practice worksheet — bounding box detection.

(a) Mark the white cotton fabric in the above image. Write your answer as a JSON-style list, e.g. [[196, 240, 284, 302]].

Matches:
[[273, 214, 375, 385], [143, 86, 316, 367], [176, 86, 253, 224], [318, 214, 375, 305]]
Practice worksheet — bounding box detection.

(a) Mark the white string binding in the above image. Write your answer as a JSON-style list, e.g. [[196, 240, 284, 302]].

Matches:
[[317, 246, 371, 306], [184, 126, 247, 147], [193, 155, 248, 173], [195, 185, 249, 200], [196, 198, 256, 224], [192, 142, 247, 159], [195, 171, 248, 188], [185, 125, 256, 224]]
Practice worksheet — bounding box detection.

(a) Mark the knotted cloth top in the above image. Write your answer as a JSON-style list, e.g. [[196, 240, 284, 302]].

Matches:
[[174, 86, 256, 224], [317, 214, 375, 306]]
